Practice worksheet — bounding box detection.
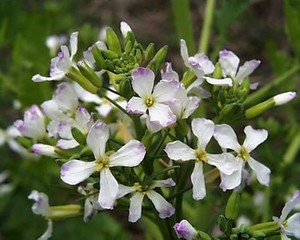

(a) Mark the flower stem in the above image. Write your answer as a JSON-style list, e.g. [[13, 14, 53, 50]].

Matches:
[[199, 0, 215, 54]]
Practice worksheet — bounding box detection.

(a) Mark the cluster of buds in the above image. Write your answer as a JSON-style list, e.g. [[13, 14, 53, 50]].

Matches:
[[1, 21, 298, 239]]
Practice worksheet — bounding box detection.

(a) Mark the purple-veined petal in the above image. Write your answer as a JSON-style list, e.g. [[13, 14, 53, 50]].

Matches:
[[99, 168, 118, 209], [152, 178, 176, 188], [146, 190, 175, 218], [60, 160, 97, 185], [219, 161, 243, 191], [207, 153, 239, 175], [32, 73, 65, 82], [57, 139, 79, 149], [38, 220, 53, 240], [181, 96, 200, 119], [194, 53, 215, 75], [165, 141, 196, 161], [129, 192, 144, 223], [126, 97, 147, 114], [153, 79, 180, 103], [235, 59, 260, 84], [28, 190, 50, 216], [188, 57, 205, 80], [214, 124, 241, 152], [148, 103, 176, 127], [285, 213, 300, 238], [161, 62, 179, 81], [192, 118, 215, 149], [180, 39, 189, 66], [117, 184, 136, 198], [54, 82, 78, 113], [247, 157, 270, 186], [57, 120, 73, 139], [75, 106, 92, 134], [145, 116, 164, 133], [219, 49, 240, 78], [132, 67, 154, 98], [280, 191, 300, 221], [191, 161, 206, 200], [41, 100, 66, 121], [203, 76, 233, 87], [86, 121, 109, 159], [56, 45, 71, 72], [70, 32, 78, 60], [243, 126, 268, 152], [109, 140, 145, 167]]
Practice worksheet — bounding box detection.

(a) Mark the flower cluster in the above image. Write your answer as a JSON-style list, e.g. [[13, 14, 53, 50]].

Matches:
[[1, 21, 297, 240]]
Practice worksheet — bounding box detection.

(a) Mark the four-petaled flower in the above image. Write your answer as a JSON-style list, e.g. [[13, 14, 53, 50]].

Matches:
[[60, 120, 146, 209], [214, 124, 270, 190]]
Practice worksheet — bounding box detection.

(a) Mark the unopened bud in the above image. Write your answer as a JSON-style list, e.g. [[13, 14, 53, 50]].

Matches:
[[144, 43, 155, 61], [47, 204, 81, 220], [106, 27, 122, 55], [174, 219, 198, 240], [147, 45, 168, 73], [32, 144, 59, 158], [225, 191, 240, 220], [273, 91, 296, 106], [120, 21, 132, 38], [77, 61, 102, 88]]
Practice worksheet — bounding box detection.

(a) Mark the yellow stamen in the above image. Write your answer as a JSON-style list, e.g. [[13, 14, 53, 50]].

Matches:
[[195, 149, 207, 162], [96, 156, 110, 171], [145, 96, 154, 107], [238, 146, 250, 161]]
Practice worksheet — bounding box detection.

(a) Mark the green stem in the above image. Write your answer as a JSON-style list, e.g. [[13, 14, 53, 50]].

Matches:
[[97, 90, 131, 118], [243, 64, 300, 108], [282, 130, 300, 166], [199, 0, 215, 54], [171, 0, 195, 54]]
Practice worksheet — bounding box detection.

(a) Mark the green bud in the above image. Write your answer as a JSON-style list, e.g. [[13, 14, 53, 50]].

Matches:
[[16, 136, 32, 148], [71, 127, 86, 145], [124, 40, 133, 54], [244, 98, 273, 119], [147, 45, 168, 73], [198, 231, 212, 240], [135, 48, 143, 65], [119, 79, 133, 99], [251, 230, 266, 238], [92, 45, 106, 69], [225, 191, 240, 220], [107, 71, 126, 85], [105, 59, 116, 72], [144, 43, 155, 61], [124, 31, 136, 45], [141, 130, 154, 149], [101, 49, 119, 60], [77, 61, 102, 88], [66, 67, 98, 94], [106, 27, 122, 55], [218, 215, 228, 232], [219, 103, 244, 122], [213, 62, 223, 78], [181, 69, 196, 88], [47, 204, 82, 220]]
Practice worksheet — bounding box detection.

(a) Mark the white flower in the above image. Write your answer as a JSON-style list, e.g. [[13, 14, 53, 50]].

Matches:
[[126, 67, 177, 128], [28, 190, 52, 240], [14, 105, 46, 140], [78, 183, 102, 222], [214, 124, 270, 189], [60, 120, 146, 209], [174, 219, 198, 240], [117, 178, 175, 222], [273, 190, 300, 240], [32, 32, 78, 82], [180, 39, 232, 87], [218, 49, 260, 85], [165, 118, 238, 200]]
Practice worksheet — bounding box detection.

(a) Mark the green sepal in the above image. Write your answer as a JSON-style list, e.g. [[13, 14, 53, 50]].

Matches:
[[218, 215, 228, 233], [71, 127, 86, 145], [144, 43, 155, 61], [119, 78, 133, 99], [106, 27, 122, 55]]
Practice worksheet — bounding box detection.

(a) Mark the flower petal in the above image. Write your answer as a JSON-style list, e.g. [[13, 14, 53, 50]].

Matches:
[[165, 141, 196, 161], [181, 96, 200, 119], [41, 100, 66, 121], [117, 184, 136, 198], [146, 190, 175, 218], [28, 190, 50, 216], [126, 97, 147, 114], [70, 32, 78, 59], [194, 53, 215, 74], [109, 140, 145, 167], [32, 73, 65, 82], [243, 126, 268, 152], [153, 79, 179, 103], [235, 59, 260, 84], [60, 160, 97, 185], [38, 220, 53, 240], [86, 121, 109, 159], [280, 190, 300, 221], [129, 193, 144, 223], [161, 62, 179, 81], [191, 162, 206, 200], [219, 49, 240, 78], [99, 168, 118, 209], [132, 67, 154, 98], [214, 124, 241, 152], [152, 178, 176, 188], [148, 103, 176, 127], [247, 157, 270, 186], [180, 39, 189, 66], [203, 76, 233, 87], [285, 213, 300, 238], [219, 161, 243, 191], [207, 153, 239, 175], [191, 118, 215, 149], [57, 139, 79, 149], [54, 82, 78, 113]]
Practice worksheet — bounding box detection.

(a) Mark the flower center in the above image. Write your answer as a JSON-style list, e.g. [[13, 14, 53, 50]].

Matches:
[[145, 96, 155, 107], [238, 146, 250, 161], [195, 149, 207, 162], [134, 182, 147, 195], [96, 156, 110, 171]]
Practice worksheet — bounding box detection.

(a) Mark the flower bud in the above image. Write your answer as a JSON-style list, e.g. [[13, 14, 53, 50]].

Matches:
[[147, 45, 168, 73], [144, 43, 155, 61], [225, 191, 240, 220], [77, 61, 102, 88], [273, 91, 296, 106], [120, 21, 132, 38], [106, 27, 122, 55], [174, 219, 198, 240], [32, 144, 59, 158], [48, 204, 82, 220], [92, 45, 107, 69]]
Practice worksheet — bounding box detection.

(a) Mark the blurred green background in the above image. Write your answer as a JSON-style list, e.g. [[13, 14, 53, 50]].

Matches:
[[0, 0, 299, 239]]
